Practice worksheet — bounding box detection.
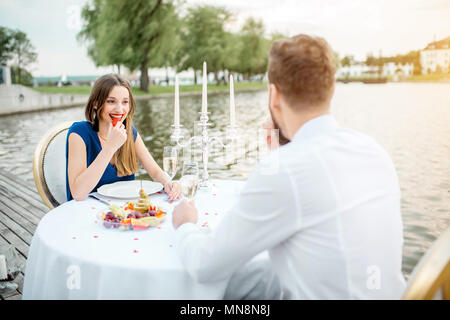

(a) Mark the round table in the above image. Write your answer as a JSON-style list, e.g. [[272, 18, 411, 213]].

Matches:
[[22, 179, 269, 299]]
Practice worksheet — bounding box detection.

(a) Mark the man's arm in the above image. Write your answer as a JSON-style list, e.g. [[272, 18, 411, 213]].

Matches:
[[174, 158, 300, 283]]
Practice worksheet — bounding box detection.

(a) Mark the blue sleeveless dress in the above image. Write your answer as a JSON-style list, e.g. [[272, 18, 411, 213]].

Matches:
[[65, 121, 138, 201]]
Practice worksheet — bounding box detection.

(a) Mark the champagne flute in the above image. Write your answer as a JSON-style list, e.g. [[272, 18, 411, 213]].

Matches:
[[180, 161, 199, 201], [163, 146, 178, 179]]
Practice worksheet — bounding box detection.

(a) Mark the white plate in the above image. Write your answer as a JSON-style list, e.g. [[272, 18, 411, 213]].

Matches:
[[97, 180, 164, 199]]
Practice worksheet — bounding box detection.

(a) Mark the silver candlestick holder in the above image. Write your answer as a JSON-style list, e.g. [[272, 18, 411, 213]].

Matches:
[[170, 111, 238, 190]]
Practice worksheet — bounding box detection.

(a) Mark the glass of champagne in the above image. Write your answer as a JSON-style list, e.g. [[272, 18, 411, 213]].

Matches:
[[163, 146, 178, 180], [180, 161, 199, 201]]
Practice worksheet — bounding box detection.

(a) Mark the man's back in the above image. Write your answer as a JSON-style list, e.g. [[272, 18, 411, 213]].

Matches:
[[271, 114, 406, 299]]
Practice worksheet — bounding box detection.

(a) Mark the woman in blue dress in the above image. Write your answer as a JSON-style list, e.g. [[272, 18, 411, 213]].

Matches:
[[66, 74, 180, 201]]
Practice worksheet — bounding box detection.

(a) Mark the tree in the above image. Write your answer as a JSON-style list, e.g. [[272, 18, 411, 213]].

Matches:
[[178, 5, 231, 84], [78, 0, 179, 92], [10, 65, 33, 86], [340, 55, 354, 67], [0, 26, 14, 65], [235, 18, 269, 80], [9, 30, 38, 84], [0, 27, 37, 84], [221, 31, 242, 83]]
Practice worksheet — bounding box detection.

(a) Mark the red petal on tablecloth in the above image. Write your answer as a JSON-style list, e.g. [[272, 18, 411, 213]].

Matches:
[[93, 235, 98, 239], [212, 194, 217, 196], [134, 238, 139, 241], [133, 250, 138, 253], [169, 201, 173, 204], [204, 212, 209, 215]]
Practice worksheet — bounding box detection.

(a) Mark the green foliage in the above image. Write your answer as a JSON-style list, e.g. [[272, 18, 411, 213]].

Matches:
[[365, 50, 421, 73], [78, 0, 180, 92], [10, 65, 33, 86], [340, 55, 354, 67], [0, 26, 37, 83], [78, 2, 289, 86], [0, 26, 14, 64], [234, 17, 270, 79], [178, 5, 231, 84]]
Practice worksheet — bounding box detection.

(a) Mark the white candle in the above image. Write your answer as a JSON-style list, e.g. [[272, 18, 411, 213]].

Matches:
[[0, 254, 7, 280], [202, 61, 207, 113], [174, 75, 180, 126], [229, 74, 235, 127]]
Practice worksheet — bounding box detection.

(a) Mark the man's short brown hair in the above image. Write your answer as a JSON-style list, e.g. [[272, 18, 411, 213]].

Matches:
[[268, 34, 336, 107]]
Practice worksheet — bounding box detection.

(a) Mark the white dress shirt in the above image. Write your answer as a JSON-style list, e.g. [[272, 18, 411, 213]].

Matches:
[[175, 114, 406, 299]]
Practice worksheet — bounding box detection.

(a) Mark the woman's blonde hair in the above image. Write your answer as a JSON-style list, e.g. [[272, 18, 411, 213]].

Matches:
[[85, 74, 138, 177]]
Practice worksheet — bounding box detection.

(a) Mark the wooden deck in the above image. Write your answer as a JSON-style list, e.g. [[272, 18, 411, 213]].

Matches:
[[0, 168, 49, 300]]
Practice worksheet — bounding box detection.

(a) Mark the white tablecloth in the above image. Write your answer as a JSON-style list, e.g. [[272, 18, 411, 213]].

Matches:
[[22, 179, 270, 299]]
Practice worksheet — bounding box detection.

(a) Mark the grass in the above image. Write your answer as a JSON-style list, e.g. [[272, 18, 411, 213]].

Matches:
[[404, 74, 450, 82], [337, 73, 450, 83], [32, 81, 268, 96]]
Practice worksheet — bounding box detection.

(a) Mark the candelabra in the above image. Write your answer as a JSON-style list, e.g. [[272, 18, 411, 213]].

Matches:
[[170, 112, 238, 190]]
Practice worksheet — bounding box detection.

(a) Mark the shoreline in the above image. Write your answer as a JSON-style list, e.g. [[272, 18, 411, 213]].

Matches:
[[0, 86, 267, 117], [2, 79, 449, 117]]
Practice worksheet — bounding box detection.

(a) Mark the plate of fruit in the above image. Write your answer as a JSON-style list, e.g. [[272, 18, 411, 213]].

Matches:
[[97, 189, 166, 231]]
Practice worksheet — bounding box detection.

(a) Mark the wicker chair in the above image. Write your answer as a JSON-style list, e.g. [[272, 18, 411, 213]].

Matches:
[[403, 227, 450, 300], [33, 121, 74, 209]]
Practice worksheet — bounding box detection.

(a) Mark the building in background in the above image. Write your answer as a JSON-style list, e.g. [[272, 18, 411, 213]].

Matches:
[[420, 37, 450, 74], [0, 64, 12, 85], [382, 62, 414, 79]]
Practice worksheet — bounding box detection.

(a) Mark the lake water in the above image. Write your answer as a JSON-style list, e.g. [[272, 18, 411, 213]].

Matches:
[[0, 82, 449, 279]]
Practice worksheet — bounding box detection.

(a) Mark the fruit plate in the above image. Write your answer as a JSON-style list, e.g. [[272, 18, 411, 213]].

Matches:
[[96, 205, 166, 231], [97, 180, 163, 199]]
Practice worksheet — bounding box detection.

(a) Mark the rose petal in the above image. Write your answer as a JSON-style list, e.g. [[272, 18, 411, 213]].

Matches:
[[133, 250, 138, 253], [93, 235, 98, 239]]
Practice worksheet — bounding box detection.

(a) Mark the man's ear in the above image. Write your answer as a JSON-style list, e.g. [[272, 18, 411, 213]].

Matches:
[[269, 84, 280, 112]]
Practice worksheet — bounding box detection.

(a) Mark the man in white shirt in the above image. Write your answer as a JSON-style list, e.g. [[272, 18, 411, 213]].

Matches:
[[172, 34, 406, 299]]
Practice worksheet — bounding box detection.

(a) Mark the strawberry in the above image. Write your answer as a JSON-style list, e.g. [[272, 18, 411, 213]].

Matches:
[[112, 117, 120, 127]]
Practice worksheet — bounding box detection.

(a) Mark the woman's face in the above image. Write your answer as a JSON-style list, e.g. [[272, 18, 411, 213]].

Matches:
[[98, 85, 130, 125]]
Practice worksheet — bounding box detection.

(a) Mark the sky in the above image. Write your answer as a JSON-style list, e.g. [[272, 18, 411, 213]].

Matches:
[[1, 0, 449, 77]]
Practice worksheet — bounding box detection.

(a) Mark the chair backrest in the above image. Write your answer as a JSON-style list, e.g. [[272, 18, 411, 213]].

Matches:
[[402, 227, 450, 300], [33, 121, 74, 209]]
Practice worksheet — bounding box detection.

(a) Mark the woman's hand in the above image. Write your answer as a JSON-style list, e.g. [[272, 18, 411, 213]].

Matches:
[[164, 180, 181, 200], [104, 122, 127, 153]]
